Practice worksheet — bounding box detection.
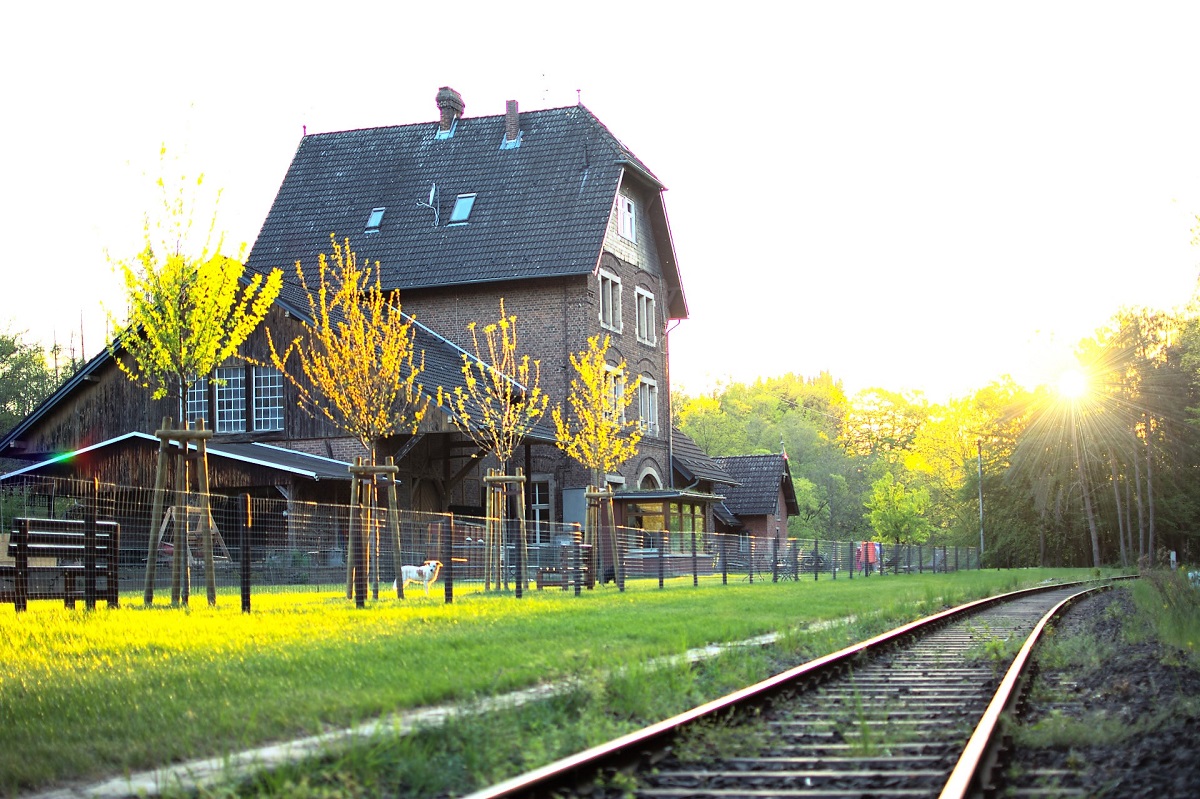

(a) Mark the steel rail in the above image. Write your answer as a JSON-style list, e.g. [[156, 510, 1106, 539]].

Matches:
[[462, 579, 1112, 799], [938, 583, 1114, 799]]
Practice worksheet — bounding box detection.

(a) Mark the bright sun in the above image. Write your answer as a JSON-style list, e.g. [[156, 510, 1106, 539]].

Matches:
[[1056, 369, 1089, 400]]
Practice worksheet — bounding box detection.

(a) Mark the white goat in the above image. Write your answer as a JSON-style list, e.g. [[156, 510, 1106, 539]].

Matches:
[[393, 559, 443, 596]]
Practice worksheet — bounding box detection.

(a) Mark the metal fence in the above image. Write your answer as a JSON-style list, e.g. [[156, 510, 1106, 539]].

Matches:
[[0, 476, 979, 610]]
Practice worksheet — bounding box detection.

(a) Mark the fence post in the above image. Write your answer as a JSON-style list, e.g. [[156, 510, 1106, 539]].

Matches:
[[691, 531, 698, 587], [813, 538, 820, 582], [772, 538, 779, 583], [443, 517, 454, 604], [241, 494, 252, 613], [721, 533, 728, 585], [14, 518, 28, 612], [954, 546, 959, 572], [514, 515, 525, 600], [573, 528, 583, 597], [85, 476, 98, 610], [658, 531, 665, 589], [616, 524, 626, 593], [848, 541, 853, 580], [748, 538, 754, 584]]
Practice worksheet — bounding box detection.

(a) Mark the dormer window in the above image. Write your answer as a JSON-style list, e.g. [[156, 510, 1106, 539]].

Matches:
[[365, 207, 386, 233], [617, 195, 636, 242], [449, 193, 477, 224]]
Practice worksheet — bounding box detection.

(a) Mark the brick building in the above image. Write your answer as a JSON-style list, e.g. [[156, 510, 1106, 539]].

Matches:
[[2, 87, 733, 541]]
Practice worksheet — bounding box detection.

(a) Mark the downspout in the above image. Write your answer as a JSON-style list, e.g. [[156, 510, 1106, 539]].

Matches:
[[665, 317, 682, 490]]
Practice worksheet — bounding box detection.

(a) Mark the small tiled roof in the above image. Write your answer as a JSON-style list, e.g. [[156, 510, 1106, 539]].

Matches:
[[713, 501, 741, 528], [246, 104, 667, 306], [713, 454, 800, 517], [671, 428, 735, 486]]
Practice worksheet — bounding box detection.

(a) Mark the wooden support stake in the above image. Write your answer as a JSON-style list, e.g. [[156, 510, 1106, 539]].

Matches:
[[143, 416, 172, 605], [347, 457, 360, 599], [386, 457, 404, 599], [196, 419, 218, 606]]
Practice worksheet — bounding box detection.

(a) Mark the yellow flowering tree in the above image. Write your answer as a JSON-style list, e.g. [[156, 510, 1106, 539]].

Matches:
[[108, 160, 282, 415], [443, 300, 549, 592], [552, 334, 642, 487], [108, 152, 282, 608], [266, 234, 429, 465], [267, 234, 430, 603], [445, 299, 549, 469]]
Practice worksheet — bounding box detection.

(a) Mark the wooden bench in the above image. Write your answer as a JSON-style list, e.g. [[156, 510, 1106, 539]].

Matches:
[[535, 544, 593, 591], [536, 568, 569, 590], [1, 518, 120, 611]]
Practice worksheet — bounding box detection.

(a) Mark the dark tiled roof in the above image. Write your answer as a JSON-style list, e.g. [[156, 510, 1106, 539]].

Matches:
[[671, 428, 735, 486], [246, 105, 655, 301], [713, 454, 800, 517]]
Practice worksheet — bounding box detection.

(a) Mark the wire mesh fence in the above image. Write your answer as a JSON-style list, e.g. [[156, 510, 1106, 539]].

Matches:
[[0, 475, 979, 611]]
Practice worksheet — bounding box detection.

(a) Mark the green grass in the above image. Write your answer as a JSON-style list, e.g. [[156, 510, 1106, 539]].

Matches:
[[1130, 568, 1200, 664], [1016, 574, 1200, 755], [0, 568, 1110, 796]]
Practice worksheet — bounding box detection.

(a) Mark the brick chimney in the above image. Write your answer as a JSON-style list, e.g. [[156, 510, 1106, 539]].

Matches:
[[436, 87, 465, 132], [504, 100, 520, 143]]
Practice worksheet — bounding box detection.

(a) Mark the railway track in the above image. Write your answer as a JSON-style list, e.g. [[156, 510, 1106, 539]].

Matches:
[[465, 581, 1119, 799]]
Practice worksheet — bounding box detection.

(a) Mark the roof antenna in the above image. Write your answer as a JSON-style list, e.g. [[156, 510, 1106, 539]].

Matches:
[[416, 182, 439, 226], [576, 88, 582, 105]]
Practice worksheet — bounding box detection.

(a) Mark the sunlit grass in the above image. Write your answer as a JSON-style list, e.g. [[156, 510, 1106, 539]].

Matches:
[[0, 568, 1108, 795]]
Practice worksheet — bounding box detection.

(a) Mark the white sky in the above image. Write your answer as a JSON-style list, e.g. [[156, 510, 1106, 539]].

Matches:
[[2, 1, 1198, 402]]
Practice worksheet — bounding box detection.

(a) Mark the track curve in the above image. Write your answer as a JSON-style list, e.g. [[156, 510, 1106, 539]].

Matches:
[[464, 581, 1119, 799]]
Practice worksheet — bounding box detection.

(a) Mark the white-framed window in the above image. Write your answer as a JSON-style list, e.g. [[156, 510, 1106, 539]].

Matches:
[[214, 366, 247, 433], [449, 193, 476, 223], [253, 366, 285, 432], [529, 480, 551, 546], [635, 288, 656, 346], [186, 379, 209, 426], [616, 194, 636, 242], [638, 375, 658, 436], [604, 364, 627, 423], [365, 207, 385, 233], [598, 269, 622, 332]]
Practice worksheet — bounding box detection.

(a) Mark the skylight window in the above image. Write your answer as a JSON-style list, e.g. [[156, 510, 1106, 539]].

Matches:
[[449, 194, 477, 224], [365, 207, 386, 232]]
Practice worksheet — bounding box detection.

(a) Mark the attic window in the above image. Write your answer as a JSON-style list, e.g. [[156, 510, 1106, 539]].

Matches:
[[365, 207, 386, 233], [449, 194, 477, 224], [617, 195, 637, 242]]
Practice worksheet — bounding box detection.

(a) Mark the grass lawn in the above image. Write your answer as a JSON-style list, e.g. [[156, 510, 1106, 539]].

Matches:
[[0, 568, 1114, 796]]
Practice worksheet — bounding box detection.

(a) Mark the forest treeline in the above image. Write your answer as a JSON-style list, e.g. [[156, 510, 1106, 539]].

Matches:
[[676, 303, 1200, 568], [6, 295, 1200, 568]]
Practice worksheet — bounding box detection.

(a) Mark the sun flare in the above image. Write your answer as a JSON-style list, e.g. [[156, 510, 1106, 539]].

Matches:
[[1056, 369, 1089, 400]]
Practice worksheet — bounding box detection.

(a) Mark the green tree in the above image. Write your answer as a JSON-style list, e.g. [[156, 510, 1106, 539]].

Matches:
[[0, 329, 56, 438], [108, 154, 282, 417], [865, 471, 932, 552], [841, 388, 929, 464]]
